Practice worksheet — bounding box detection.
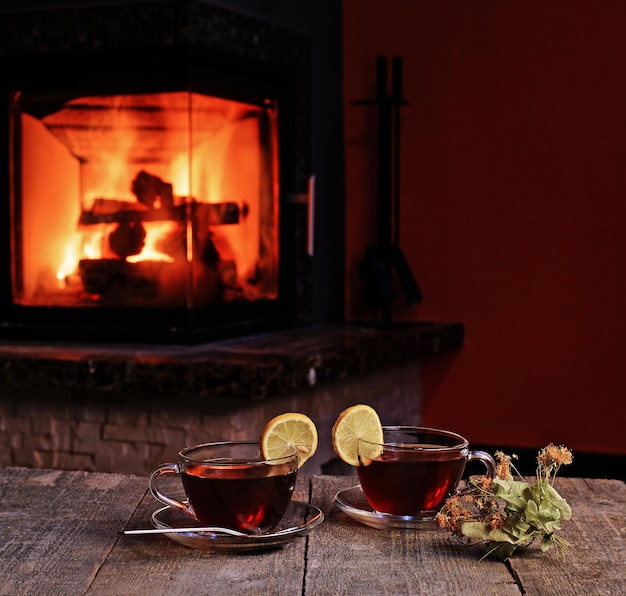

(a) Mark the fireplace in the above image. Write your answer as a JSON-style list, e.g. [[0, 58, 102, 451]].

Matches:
[[13, 91, 280, 308], [0, 0, 326, 343]]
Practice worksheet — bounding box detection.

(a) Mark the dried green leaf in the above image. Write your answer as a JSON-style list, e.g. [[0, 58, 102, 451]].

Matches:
[[540, 535, 554, 552], [484, 541, 519, 561], [546, 484, 572, 520], [460, 521, 520, 545]]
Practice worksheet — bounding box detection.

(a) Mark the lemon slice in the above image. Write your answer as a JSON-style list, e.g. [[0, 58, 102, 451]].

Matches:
[[260, 412, 318, 468], [331, 404, 384, 467]]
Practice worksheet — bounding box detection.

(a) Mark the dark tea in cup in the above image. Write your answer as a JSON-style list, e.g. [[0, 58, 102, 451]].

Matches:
[[357, 426, 495, 518], [149, 441, 298, 533]]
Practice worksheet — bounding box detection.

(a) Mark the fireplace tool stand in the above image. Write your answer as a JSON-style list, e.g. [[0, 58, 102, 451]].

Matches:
[[358, 55, 423, 323]]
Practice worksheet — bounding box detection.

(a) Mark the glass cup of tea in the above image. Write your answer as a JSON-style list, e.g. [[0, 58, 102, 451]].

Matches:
[[357, 426, 496, 519], [149, 441, 299, 534]]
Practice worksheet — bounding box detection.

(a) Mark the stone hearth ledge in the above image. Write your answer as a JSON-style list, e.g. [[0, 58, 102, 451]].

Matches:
[[0, 322, 463, 474], [0, 322, 463, 400]]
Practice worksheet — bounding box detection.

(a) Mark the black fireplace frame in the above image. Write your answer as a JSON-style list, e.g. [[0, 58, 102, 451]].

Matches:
[[0, 0, 316, 343]]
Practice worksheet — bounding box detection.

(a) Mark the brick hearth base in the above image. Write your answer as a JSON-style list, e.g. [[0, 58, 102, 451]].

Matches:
[[0, 323, 463, 475]]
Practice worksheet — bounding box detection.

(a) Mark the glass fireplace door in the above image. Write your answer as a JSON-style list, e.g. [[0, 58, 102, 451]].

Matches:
[[10, 90, 279, 311]]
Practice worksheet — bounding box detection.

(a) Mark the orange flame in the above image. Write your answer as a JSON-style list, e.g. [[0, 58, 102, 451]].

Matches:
[[15, 91, 279, 307]]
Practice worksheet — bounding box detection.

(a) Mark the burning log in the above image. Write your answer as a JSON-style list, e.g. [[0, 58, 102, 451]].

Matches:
[[78, 259, 160, 297], [78, 169, 244, 227], [78, 257, 226, 304], [79, 199, 242, 226], [109, 221, 146, 259], [131, 170, 174, 209]]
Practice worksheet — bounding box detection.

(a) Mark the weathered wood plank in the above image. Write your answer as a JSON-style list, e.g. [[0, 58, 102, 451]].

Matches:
[[508, 478, 626, 595], [86, 476, 311, 595], [304, 476, 521, 595], [0, 467, 147, 596], [3, 468, 623, 595]]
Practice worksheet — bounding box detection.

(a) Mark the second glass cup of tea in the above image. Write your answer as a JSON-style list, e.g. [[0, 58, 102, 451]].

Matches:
[[149, 441, 299, 534], [357, 426, 495, 519]]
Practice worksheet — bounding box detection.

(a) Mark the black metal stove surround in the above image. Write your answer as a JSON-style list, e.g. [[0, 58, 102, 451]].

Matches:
[[0, 2, 469, 477], [0, 0, 342, 344]]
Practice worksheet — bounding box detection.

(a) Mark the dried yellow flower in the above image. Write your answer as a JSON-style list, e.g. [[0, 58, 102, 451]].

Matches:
[[495, 451, 513, 480], [538, 444, 573, 468], [476, 476, 494, 492]]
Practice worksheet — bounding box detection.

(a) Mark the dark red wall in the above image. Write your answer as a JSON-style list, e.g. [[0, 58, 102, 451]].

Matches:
[[343, 1, 626, 455]]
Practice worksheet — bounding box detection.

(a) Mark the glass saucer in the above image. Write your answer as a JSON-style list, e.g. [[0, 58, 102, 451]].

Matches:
[[334, 485, 440, 530], [151, 501, 324, 552]]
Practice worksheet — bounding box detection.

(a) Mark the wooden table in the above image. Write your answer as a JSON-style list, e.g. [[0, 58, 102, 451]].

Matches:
[[1, 467, 624, 595]]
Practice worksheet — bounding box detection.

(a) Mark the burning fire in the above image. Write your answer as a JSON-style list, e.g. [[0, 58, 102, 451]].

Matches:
[[126, 222, 177, 264], [14, 90, 279, 306], [56, 220, 176, 286]]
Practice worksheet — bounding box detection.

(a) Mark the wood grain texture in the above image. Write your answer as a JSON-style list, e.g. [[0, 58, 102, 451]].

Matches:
[[305, 475, 520, 595], [0, 467, 146, 595], [306, 476, 626, 595], [1, 469, 624, 595], [507, 478, 626, 595]]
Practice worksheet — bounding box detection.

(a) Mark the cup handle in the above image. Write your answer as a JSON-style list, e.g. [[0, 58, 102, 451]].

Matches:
[[149, 463, 194, 516], [467, 450, 496, 477]]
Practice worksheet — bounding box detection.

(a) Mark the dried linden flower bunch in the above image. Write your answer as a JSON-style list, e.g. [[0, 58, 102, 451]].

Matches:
[[436, 444, 573, 560]]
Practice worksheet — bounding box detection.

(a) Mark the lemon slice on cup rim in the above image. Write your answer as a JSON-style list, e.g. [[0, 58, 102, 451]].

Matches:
[[331, 404, 384, 467], [260, 412, 319, 468]]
